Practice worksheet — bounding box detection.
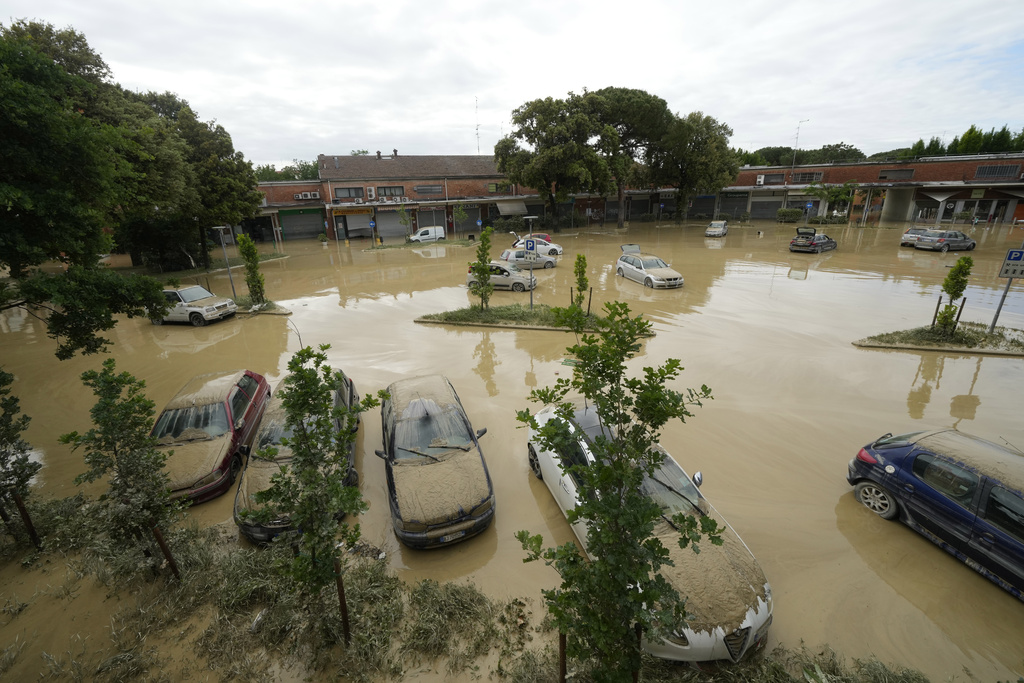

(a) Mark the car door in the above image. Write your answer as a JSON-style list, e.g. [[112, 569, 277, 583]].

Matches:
[[552, 435, 590, 548], [231, 374, 264, 451], [164, 291, 186, 321], [489, 264, 510, 289], [965, 481, 1024, 592], [896, 451, 979, 551], [622, 256, 641, 283]]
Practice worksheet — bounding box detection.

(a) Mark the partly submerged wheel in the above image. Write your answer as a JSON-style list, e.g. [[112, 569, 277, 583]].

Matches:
[[544, 260, 554, 269], [189, 313, 207, 327], [528, 443, 542, 479], [644, 277, 654, 288], [854, 482, 899, 520], [229, 454, 243, 484], [512, 282, 525, 292], [549, 248, 558, 256], [940, 244, 950, 253], [617, 268, 624, 277]]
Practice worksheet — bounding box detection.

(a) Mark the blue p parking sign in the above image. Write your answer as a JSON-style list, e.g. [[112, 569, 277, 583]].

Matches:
[[999, 249, 1024, 278]]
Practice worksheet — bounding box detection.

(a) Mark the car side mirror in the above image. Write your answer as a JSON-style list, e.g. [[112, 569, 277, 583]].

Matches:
[[374, 449, 388, 460], [691, 471, 703, 488], [235, 417, 244, 430], [239, 444, 250, 457], [476, 427, 487, 439]]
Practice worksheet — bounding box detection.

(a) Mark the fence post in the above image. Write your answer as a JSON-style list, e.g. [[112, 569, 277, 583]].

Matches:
[[334, 557, 352, 646]]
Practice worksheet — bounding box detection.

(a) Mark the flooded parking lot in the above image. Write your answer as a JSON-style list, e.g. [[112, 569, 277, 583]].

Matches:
[[3, 221, 1024, 680]]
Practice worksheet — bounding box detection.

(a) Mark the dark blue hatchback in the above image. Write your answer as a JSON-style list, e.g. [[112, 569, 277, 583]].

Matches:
[[847, 429, 1024, 602]]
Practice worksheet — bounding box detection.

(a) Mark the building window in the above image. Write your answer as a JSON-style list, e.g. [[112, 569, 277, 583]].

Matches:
[[792, 172, 823, 183], [378, 186, 404, 197], [335, 187, 364, 198], [414, 185, 444, 195], [488, 182, 513, 193], [762, 173, 785, 185], [879, 169, 915, 180], [975, 164, 1019, 179]]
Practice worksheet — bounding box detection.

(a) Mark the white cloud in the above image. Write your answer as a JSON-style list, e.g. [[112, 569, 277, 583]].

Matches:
[[5, 0, 1024, 165]]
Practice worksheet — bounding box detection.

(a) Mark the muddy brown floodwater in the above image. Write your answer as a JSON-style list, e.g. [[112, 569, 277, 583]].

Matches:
[[3, 221, 1024, 681]]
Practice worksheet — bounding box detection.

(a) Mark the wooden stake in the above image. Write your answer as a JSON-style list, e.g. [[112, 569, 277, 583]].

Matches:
[[334, 557, 351, 646], [152, 527, 180, 580]]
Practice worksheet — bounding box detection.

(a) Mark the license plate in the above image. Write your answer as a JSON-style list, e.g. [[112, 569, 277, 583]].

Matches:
[[440, 531, 465, 543]]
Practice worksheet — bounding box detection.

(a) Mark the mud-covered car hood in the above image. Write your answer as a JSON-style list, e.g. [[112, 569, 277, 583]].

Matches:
[[391, 449, 492, 525], [235, 450, 292, 520], [654, 511, 771, 635], [646, 266, 683, 280], [163, 435, 231, 490], [190, 294, 236, 309]]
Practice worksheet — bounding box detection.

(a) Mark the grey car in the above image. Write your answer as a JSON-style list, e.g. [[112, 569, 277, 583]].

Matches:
[[900, 227, 929, 247], [466, 261, 536, 291], [914, 230, 976, 252], [615, 244, 684, 288], [500, 248, 557, 269]]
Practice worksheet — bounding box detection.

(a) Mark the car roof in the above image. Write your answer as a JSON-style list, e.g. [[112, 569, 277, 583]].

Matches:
[[708, 221, 726, 227], [166, 370, 248, 409], [163, 284, 209, 292], [912, 429, 1024, 492]]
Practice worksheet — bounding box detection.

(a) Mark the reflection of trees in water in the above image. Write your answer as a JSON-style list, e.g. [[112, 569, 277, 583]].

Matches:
[[473, 332, 499, 397], [905, 353, 983, 425]]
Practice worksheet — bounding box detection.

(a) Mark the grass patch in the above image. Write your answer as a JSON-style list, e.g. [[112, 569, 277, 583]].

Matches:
[[367, 238, 475, 250], [420, 303, 601, 329], [863, 322, 1024, 352]]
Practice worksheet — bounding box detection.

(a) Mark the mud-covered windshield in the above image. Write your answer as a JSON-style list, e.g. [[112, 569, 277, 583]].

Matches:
[[178, 286, 215, 303], [641, 257, 668, 269], [394, 398, 473, 461], [641, 455, 701, 515], [152, 403, 230, 442]]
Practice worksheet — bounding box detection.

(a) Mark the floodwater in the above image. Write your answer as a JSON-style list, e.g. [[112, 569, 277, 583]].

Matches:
[[3, 221, 1024, 681]]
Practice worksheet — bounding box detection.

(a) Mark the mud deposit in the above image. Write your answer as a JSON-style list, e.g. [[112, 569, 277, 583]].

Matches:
[[3, 221, 1024, 681]]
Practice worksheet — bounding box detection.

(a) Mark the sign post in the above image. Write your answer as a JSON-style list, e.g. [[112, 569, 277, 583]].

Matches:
[[525, 238, 536, 310], [989, 245, 1024, 333]]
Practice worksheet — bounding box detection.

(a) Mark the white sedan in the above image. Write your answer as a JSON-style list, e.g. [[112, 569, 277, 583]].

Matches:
[[513, 237, 563, 256], [526, 404, 774, 664]]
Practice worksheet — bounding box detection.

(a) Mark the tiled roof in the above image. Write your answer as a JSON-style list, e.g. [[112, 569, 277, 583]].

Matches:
[[317, 154, 499, 181]]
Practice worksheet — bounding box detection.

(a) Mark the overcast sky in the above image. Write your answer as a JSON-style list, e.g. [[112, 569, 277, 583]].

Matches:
[[5, 0, 1024, 168]]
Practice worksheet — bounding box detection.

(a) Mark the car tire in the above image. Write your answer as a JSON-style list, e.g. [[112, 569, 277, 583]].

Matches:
[[967, 243, 975, 251], [468, 280, 477, 287], [512, 282, 525, 292], [854, 482, 899, 520], [544, 260, 554, 269], [549, 249, 558, 256], [644, 277, 653, 288], [814, 246, 822, 254], [438, 236, 445, 241], [189, 313, 207, 327], [229, 454, 243, 484], [151, 318, 164, 326], [528, 443, 542, 479], [940, 244, 949, 253], [617, 268, 624, 277]]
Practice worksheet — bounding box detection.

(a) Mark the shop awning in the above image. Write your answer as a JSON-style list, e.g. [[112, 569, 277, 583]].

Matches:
[[495, 200, 528, 215]]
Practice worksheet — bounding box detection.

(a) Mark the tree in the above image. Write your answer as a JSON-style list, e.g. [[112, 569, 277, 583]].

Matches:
[[396, 203, 412, 238], [468, 227, 495, 310], [805, 181, 859, 215], [495, 94, 614, 219], [237, 233, 266, 305], [350, 149, 369, 156], [936, 256, 973, 336], [649, 112, 738, 221], [924, 136, 946, 156], [0, 369, 40, 520], [734, 148, 769, 166], [516, 301, 718, 681], [60, 359, 180, 564], [585, 88, 673, 229], [255, 346, 380, 593]]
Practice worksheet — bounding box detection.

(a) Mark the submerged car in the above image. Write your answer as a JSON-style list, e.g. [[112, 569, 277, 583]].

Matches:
[[153, 369, 271, 504], [233, 371, 361, 544], [527, 405, 773, 663], [847, 429, 1024, 602], [615, 244, 684, 288], [156, 285, 237, 327], [511, 231, 552, 245], [512, 237, 563, 255], [705, 221, 728, 237], [913, 230, 976, 252], [900, 227, 929, 247], [500, 248, 557, 269], [374, 375, 495, 549], [789, 227, 837, 253], [466, 261, 537, 291]]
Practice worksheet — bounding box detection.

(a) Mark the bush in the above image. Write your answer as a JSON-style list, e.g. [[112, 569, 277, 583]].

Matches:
[[636, 213, 656, 222], [777, 208, 803, 222], [717, 212, 732, 221], [489, 216, 525, 234], [740, 211, 751, 222], [692, 213, 709, 220], [809, 216, 829, 224]]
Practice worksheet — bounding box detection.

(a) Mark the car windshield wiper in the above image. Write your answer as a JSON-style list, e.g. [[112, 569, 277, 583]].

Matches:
[[396, 446, 441, 462], [650, 475, 703, 515], [426, 440, 472, 451]]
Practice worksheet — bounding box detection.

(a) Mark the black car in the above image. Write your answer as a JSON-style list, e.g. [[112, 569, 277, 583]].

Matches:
[[233, 371, 360, 544], [374, 375, 495, 549], [789, 227, 837, 253], [847, 429, 1024, 602]]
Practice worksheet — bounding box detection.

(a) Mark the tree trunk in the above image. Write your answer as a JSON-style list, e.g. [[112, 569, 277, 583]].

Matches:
[[617, 181, 626, 229]]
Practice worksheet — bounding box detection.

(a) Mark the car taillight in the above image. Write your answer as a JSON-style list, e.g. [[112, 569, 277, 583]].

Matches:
[[856, 448, 878, 464], [937, 238, 945, 243]]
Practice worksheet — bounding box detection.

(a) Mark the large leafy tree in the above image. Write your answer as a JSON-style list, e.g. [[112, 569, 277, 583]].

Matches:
[[516, 301, 718, 681], [649, 112, 738, 220], [584, 88, 672, 229], [254, 159, 319, 181], [495, 94, 614, 218], [0, 24, 168, 359], [468, 227, 495, 310], [0, 369, 40, 504]]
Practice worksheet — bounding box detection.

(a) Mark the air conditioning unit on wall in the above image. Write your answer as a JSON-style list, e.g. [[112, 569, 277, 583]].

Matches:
[[401, 196, 409, 203], [355, 198, 363, 204], [311, 191, 320, 199], [755, 175, 765, 186], [366, 187, 376, 200], [301, 192, 311, 199], [293, 193, 302, 200]]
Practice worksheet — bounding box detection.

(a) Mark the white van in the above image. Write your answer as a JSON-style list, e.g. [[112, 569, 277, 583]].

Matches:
[[409, 226, 446, 242]]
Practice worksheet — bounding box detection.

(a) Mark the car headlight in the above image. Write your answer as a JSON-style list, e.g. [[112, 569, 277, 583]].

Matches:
[[194, 468, 223, 488], [395, 517, 428, 532], [666, 630, 689, 646], [470, 497, 494, 517], [204, 306, 216, 313]]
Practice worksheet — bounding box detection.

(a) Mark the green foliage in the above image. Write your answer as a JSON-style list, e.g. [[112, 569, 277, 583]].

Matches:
[[254, 346, 380, 594], [452, 202, 468, 227], [254, 158, 319, 181], [515, 301, 716, 681], [935, 256, 973, 337], [396, 204, 411, 233], [468, 227, 495, 310], [805, 181, 859, 213], [648, 111, 738, 215], [777, 208, 803, 222], [573, 254, 588, 310], [59, 359, 180, 556], [0, 369, 39, 501], [237, 233, 266, 305]]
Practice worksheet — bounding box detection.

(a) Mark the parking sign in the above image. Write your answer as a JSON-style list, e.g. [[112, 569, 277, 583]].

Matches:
[[999, 249, 1024, 278]]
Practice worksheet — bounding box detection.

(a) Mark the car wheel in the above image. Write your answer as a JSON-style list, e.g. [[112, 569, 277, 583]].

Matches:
[[512, 282, 525, 292], [229, 454, 243, 484], [151, 318, 164, 326], [189, 313, 207, 327], [544, 260, 554, 269], [854, 482, 899, 520], [528, 443, 542, 479], [617, 268, 624, 277], [644, 277, 653, 288], [549, 249, 558, 256], [438, 236, 445, 241], [814, 246, 822, 254], [468, 280, 477, 287], [940, 244, 949, 253], [967, 242, 975, 251]]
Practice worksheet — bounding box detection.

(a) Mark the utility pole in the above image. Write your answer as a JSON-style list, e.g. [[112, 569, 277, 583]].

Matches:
[[792, 119, 810, 170]]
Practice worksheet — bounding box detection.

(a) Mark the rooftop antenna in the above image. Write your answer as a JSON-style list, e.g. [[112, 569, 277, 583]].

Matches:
[[475, 96, 480, 154]]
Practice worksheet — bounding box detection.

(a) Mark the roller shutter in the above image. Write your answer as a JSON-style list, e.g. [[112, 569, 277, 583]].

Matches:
[[373, 210, 405, 238], [279, 209, 325, 240], [719, 193, 748, 217], [750, 200, 783, 219]]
